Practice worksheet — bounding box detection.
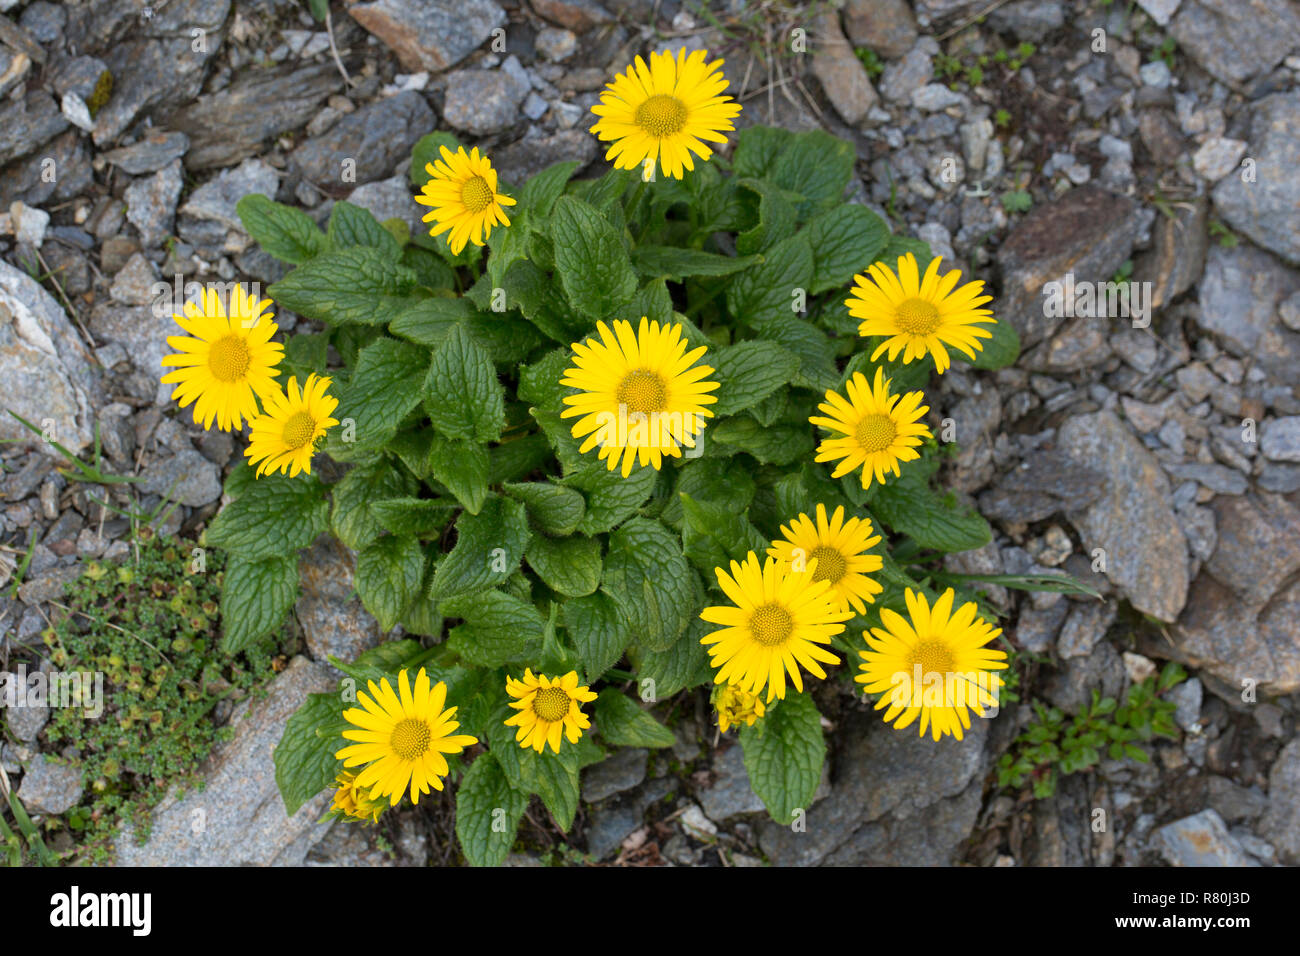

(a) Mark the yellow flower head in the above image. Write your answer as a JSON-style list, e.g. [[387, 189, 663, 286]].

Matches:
[[336, 668, 478, 807], [848, 253, 995, 374], [414, 145, 516, 255], [244, 373, 340, 478], [810, 367, 931, 490], [699, 552, 852, 703], [560, 318, 719, 477], [504, 669, 598, 754], [713, 682, 766, 733], [767, 504, 884, 616], [855, 588, 1008, 741], [160, 284, 284, 432], [330, 771, 386, 824], [590, 47, 742, 180]]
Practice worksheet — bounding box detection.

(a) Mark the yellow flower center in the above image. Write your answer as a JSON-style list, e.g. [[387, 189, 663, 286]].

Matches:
[[532, 687, 571, 722], [894, 297, 942, 335], [635, 93, 688, 137], [616, 368, 668, 414], [908, 640, 955, 676], [855, 413, 897, 452], [207, 334, 250, 383], [460, 175, 495, 214], [750, 603, 793, 647], [389, 717, 431, 761], [281, 410, 317, 450], [809, 545, 848, 584]]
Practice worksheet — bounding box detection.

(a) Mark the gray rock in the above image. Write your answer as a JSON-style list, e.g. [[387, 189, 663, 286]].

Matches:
[[1259, 736, 1300, 864], [16, 754, 83, 815], [114, 656, 337, 865], [292, 91, 433, 188], [0, 90, 68, 165], [101, 130, 191, 175], [347, 0, 506, 72], [1196, 244, 1300, 380], [1014, 600, 1069, 654], [1204, 775, 1268, 822], [1165, 462, 1249, 496], [171, 63, 342, 170], [0, 260, 99, 454], [346, 175, 425, 244], [1133, 196, 1208, 310], [1261, 417, 1300, 462], [124, 160, 183, 249], [979, 450, 1107, 523], [1152, 809, 1259, 866], [1058, 412, 1189, 622], [494, 129, 598, 186], [442, 69, 530, 136], [89, 303, 173, 406], [810, 13, 878, 126], [16, 565, 81, 606], [296, 536, 383, 664], [843, 0, 918, 59], [1167, 676, 1202, 731], [1056, 600, 1117, 659], [0, 130, 91, 207], [1042, 639, 1128, 713], [697, 742, 765, 821], [140, 448, 221, 507], [1213, 92, 1300, 265], [757, 709, 988, 865], [879, 37, 936, 104], [2, 694, 49, 742], [532, 0, 614, 31], [535, 27, 577, 62], [987, 0, 1064, 40], [1136, 0, 1181, 25], [997, 185, 1144, 347], [1171, 0, 1300, 86], [178, 158, 280, 255], [109, 252, 160, 307], [584, 775, 675, 861], [582, 747, 647, 803]]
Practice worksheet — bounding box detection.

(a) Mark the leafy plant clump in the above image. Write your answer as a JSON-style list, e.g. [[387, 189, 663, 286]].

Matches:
[[33, 532, 284, 862], [218, 121, 1035, 866], [996, 661, 1187, 799]]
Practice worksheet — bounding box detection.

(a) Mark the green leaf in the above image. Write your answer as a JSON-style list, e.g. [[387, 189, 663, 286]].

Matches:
[[389, 297, 478, 348], [369, 497, 458, 538], [334, 337, 429, 450], [602, 517, 698, 652], [564, 462, 657, 535], [733, 126, 795, 179], [424, 324, 505, 442], [623, 278, 674, 325], [409, 131, 463, 189], [268, 247, 417, 326], [355, 535, 426, 631], [964, 318, 1019, 370], [428, 496, 532, 601], [274, 692, 343, 816], [503, 481, 586, 536], [636, 615, 714, 698], [517, 160, 581, 215], [236, 194, 326, 264], [456, 753, 528, 867], [804, 204, 890, 294], [330, 460, 418, 550], [710, 340, 800, 417], [735, 178, 797, 255], [873, 235, 934, 272], [680, 493, 768, 575], [562, 591, 630, 682], [443, 588, 545, 667], [631, 245, 758, 281], [519, 746, 580, 831], [550, 195, 638, 321], [871, 471, 993, 553], [526, 533, 602, 597], [428, 434, 491, 514], [489, 433, 553, 485], [753, 314, 838, 392], [502, 259, 589, 344], [727, 235, 814, 327], [738, 692, 826, 825], [327, 200, 401, 258], [207, 474, 328, 560], [709, 417, 814, 466], [518, 348, 572, 412], [594, 688, 675, 748], [771, 129, 855, 217], [220, 553, 298, 653]]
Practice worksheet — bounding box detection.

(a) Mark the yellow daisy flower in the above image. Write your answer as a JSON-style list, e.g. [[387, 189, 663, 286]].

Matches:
[[590, 47, 742, 181], [848, 253, 996, 374], [855, 587, 1008, 741], [414, 145, 516, 255], [699, 552, 852, 703], [504, 669, 598, 754], [336, 668, 478, 807], [810, 367, 931, 490], [243, 373, 340, 478], [330, 771, 386, 824], [767, 504, 885, 615], [560, 318, 719, 477], [160, 284, 284, 432], [713, 683, 766, 733]]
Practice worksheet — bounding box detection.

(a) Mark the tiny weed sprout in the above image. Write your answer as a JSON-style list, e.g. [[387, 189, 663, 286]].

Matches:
[[141, 45, 1100, 867]]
